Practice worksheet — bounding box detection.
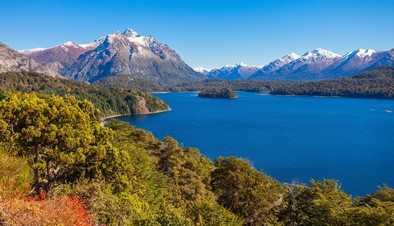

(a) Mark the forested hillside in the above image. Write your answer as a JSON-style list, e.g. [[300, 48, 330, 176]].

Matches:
[[170, 79, 298, 93], [1, 92, 393, 225], [0, 71, 169, 116], [93, 74, 166, 92], [270, 67, 394, 98]]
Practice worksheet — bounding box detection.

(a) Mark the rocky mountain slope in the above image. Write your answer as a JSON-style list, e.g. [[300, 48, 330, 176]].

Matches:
[[250, 53, 300, 79], [323, 48, 394, 77], [270, 48, 342, 80], [0, 42, 60, 77], [19, 40, 101, 66], [20, 29, 205, 85]]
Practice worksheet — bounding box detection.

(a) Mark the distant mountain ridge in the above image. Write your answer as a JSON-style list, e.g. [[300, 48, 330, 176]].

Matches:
[[204, 48, 394, 81], [0, 42, 60, 77], [19, 29, 205, 85], [206, 62, 261, 80], [193, 67, 212, 75]]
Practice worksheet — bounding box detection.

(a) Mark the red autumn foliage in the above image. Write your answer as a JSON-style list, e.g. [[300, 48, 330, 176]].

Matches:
[[0, 180, 91, 226]]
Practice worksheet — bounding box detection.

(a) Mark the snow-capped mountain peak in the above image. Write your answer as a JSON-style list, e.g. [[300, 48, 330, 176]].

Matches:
[[302, 48, 341, 59], [279, 52, 300, 62], [19, 47, 47, 55], [256, 52, 301, 74], [237, 61, 248, 67], [194, 67, 212, 72], [15, 28, 204, 85], [355, 48, 377, 57], [63, 41, 78, 47], [194, 67, 212, 75], [123, 28, 139, 38], [224, 62, 249, 68], [79, 36, 106, 49], [341, 48, 378, 60], [287, 52, 301, 60]]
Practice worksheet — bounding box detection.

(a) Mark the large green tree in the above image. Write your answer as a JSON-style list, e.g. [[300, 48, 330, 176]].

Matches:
[[0, 93, 115, 195], [211, 156, 284, 225]]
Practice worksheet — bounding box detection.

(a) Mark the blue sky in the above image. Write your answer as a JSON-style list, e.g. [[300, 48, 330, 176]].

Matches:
[[2, 0, 394, 68]]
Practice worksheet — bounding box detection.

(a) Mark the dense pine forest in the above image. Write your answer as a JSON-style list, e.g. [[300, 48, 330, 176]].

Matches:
[[1, 72, 394, 225]]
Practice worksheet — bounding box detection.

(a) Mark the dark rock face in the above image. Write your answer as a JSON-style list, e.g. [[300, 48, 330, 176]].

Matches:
[[0, 42, 60, 77]]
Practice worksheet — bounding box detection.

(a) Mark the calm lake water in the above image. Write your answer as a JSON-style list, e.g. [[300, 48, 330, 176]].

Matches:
[[117, 92, 394, 196]]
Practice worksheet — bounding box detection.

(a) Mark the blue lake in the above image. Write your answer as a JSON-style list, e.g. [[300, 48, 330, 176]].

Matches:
[[117, 92, 394, 196]]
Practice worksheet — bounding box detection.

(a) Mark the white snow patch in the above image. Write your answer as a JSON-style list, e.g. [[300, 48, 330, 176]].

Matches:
[[127, 36, 150, 47], [18, 48, 47, 55], [79, 36, 106, 49], [224, 62, 251, 68], [279, 52, 301, 63], [123, 28, 139, 38], [194, 67, 212, 73], [301, 48, 341, 59], [63, 41, 77, 46], [60, 46, 69, 52], [355, 48, 377, 57]]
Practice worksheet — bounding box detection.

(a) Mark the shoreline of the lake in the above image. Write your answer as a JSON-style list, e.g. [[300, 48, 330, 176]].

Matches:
[[100, 108, 171, 126]]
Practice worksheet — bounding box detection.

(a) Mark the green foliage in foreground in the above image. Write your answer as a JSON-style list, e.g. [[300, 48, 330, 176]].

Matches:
[[1, 93, 394, 225], [0, 71, 169, 116]]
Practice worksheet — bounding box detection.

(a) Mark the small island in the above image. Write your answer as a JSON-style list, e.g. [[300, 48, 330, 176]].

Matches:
[[198, 88, 238, 99]]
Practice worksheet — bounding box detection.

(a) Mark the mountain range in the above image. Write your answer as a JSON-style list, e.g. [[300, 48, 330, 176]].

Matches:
[[18, 29, 205, 85], [201, 48, 394, 81], [2, 28, 393, 84]]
